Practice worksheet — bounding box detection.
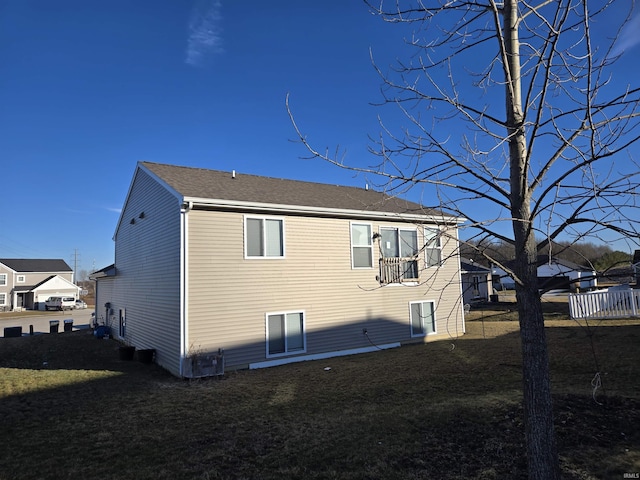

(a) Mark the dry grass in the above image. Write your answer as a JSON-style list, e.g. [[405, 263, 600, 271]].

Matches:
[[0, 318, 639, 479]]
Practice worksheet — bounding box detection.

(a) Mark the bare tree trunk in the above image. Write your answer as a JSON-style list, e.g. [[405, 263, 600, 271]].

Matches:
[[291, 0, 640, 476], [504, 0, 560, 477], [513, 232, 561, 479]]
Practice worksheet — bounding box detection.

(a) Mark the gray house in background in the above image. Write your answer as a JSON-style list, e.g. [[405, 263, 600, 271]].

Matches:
[[93, 161, 465, 377], [0, 259, 79, 311]]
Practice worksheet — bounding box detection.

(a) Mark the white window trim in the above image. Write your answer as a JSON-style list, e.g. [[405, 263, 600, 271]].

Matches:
[[424, 227, 443, 268], [0, 293, 6, 306], [379, 226, 419, 254], [0, 274, 6, 287], [350, 222, 374, 269], [381, 281, 419, 287], [379, 226, 420, 284], [265, 309, 306, 358], [244, 215, 286, 259], [409, 300, 437, 338], [16, 275, 25, 283]]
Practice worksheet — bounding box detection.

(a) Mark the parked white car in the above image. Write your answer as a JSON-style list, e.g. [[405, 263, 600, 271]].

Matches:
[[75, 300, 87, 309], [45, 296, 76, 311]]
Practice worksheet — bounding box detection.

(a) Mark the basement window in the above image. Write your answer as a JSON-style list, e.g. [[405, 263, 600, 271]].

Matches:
[[409, 300, 436, 337], [266, 311, 305, 357]]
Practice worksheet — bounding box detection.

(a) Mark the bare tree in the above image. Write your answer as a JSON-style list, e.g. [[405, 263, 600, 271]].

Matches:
[[289, 1, 640, 478], [77, 269, 89, 283]]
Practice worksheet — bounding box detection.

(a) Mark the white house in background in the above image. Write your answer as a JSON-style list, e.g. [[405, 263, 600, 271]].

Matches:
[[92, 161, 465, 378], [460, 259, 492, 304], [0, 259, 79, 311], [491, 264, 517, 291], [492, 256, 597, 292]]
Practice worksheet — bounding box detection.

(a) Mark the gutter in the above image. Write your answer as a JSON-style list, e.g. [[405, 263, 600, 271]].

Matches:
[[182, 196, 466, 225]]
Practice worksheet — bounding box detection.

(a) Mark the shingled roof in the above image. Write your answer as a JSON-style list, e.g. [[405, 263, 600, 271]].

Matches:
[[141, 162, 449, 218], [0, 259, 72, 273]]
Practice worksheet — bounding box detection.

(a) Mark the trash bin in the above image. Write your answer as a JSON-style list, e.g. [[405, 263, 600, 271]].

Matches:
[[63, 319, 73, 332], [4, 326, 22, 338], [137, 349, 156, 364], [94, 325, 111, 339], [118, 345, 135, 361], [49, 320, 60, 334]]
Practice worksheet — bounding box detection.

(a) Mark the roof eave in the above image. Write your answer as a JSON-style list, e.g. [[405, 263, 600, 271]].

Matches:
[[183, 196, 464, 224]]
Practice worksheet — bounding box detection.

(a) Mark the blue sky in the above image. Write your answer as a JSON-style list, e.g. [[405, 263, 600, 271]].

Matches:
[[1, 1, 639, 274]]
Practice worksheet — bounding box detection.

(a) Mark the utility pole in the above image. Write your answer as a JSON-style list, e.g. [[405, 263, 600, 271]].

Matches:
[[70, 249, 80, 284]]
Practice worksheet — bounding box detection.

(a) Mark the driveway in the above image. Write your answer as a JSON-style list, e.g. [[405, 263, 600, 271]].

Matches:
[[0, 308, 94, 337]]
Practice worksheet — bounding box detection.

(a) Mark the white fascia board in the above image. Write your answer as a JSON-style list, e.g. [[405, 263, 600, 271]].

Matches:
[[0, 262, 16, 274], [184, 196, 464, 224], [114, 162, 185, 241]]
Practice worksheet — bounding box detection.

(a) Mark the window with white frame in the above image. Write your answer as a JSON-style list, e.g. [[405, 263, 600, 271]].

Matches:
[[409, 300, 436, 337], [0, 293, 6, 306], [351, 223, 373, 268], [379, 227, 419, 282], [424, 227, 442, 267], [17, 275, 25, 283], [472, 276, 480, 296], [266, 311, 305, 356], [0, 274, 6, 286], [245, 217, 284, 258]]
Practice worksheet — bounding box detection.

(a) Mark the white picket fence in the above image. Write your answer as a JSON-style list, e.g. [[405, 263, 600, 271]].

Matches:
[[568, 288, 640, 319]]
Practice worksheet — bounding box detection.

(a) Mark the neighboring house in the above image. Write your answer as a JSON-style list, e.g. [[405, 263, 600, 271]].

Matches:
[[491, 264, 517, 291], [90, 264, 116, 325], [460, 259, 492, 304], [491, 256, 597, 292], [92, 161, 465, 377], [633, 250, 640, 287], [0, 259, 79, 311]]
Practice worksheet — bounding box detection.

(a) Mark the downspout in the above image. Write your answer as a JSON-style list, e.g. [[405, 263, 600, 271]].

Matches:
[[455, 227, 466, 334], [179, 201, 193, 377], [94, 281, 99, 327]]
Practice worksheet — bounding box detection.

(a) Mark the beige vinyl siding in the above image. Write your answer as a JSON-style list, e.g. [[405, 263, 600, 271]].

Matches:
[[0, 271, 74, 291], [187, 210, 463, 368], [112, 169, 182, 376]]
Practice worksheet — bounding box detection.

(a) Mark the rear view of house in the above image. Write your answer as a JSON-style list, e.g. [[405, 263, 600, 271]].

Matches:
[[93, 162, 465, 377]]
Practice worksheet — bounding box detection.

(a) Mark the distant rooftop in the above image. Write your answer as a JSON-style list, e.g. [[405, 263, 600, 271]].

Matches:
[[0, 259, 72, 273]]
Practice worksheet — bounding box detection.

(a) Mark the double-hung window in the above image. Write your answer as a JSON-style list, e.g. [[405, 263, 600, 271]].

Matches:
[[409, 301, 436, 337], [245, 217, 284, 258], [424, 227, 442, 267], [379, 227, 419, 283], [0, 274, 6, 286], [266, 311, 305, 357], [351, 223, 373, 268], [0, 293, 6, 306]]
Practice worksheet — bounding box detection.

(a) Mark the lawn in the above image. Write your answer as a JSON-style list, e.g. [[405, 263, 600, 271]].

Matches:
[[1, 314, 639, 479]]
